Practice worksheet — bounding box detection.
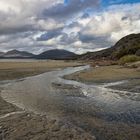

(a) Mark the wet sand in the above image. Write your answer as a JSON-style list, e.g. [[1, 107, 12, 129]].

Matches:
[[0, 60, 82, 80], [64, 64, 140, 97], [0, 96, 95, 140], [65, 65, 140, 83], [0, 64, 140, 140], [0, 61, 140, 140], [0, 61, 95, 140]]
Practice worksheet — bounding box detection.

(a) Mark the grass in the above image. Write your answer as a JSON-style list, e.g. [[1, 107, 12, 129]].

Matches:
[[119, 55, 140, 65], [65, 65, 140, 83]]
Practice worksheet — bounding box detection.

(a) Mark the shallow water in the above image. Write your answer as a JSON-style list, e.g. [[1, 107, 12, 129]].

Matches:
[[1, 65, 140, 124]]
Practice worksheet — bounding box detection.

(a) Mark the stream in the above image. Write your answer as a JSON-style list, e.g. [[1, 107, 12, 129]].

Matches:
[[0, 65, 140, 129]]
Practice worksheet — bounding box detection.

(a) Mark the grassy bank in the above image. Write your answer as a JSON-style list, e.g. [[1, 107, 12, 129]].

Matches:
[[65, 63, 140, 83]]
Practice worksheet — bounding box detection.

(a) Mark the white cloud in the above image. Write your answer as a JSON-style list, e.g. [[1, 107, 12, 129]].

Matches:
[[0, 1, 139, 54], [80, 3, 140, 47], [0, 0, 64, 34]]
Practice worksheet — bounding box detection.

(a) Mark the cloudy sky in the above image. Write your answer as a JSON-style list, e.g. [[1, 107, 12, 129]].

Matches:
[[0, 0, 140, 54]]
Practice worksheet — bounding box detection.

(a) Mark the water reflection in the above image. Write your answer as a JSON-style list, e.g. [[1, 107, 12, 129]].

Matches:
[[1, 65, 140, 124]]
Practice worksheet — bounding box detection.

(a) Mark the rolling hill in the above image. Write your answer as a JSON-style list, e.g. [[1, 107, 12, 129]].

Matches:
[[0, 52, 4, 57], [0, 33, 139, 60], [36, 49, 77, 60], [78, 33, 140, 60], [1, 50, 35, 58]]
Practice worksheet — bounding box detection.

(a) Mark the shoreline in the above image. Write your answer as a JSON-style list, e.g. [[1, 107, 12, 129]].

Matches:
[[0, 61, 140, 140], [0, 81, 95, 139], [0, 60, 83, 81], [0, 61, 96, 140], [64, 64, 140, 93], [0, 95, 95, 140]]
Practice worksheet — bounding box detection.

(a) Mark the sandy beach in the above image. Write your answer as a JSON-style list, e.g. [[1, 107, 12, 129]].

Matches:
[[0, 60, 82, 81], [0, 60, 96, 140], [0, 60, 140, 140], [65, 63, 140, 83]]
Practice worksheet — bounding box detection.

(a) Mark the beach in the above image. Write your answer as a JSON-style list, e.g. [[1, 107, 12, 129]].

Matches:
[[0, 60, 140, 140]]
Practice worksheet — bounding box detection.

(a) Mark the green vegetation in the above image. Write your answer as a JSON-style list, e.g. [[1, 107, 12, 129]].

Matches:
[[112, 44, 140, 59], [112, 34, 140, 59], [78, 33, 140, 61], [119, 55, 140, 65]]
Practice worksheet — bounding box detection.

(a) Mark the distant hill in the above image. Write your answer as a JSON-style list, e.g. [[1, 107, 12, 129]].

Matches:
[[0, 52, 4, 57], [78, 33, 140, 60], [77, 47, 113, 60], [36, 49, 77, 60], [1, 50, 35, 58], [0, 49, 77, 60], [0, 33, 139, 60]]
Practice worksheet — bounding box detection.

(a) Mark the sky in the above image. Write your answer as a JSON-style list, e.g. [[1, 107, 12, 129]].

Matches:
[[0, 0, 140, 54]]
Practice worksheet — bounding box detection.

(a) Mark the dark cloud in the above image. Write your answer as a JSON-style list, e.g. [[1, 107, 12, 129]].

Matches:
[[60, 33, 78, 45], [121, 16, 128, 20], [81, 13, 90, 19], [37, 28, 63, 41], [43, 0, 99, 19], [0, 32, 34, 44], [0, 1, 139, 54], [0, 24, 35, 35], [67, 22, 82, 28], [79, 32, 112, 47], [79, 33, 95, 43]]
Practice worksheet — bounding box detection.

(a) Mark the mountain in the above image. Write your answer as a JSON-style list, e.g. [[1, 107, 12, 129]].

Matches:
[[111, 33, 140, 59], [78, 33, 140, 60], [0, 33, 139, 60], [2, 50, 35, 58], [77, 47, 114, 60], [0, 52, 4, 57], [36, 49, 77, 60], [0, 49, 76, 59]]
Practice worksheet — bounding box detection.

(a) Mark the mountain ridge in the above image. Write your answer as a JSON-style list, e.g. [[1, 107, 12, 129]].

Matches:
[[0, 50, 35, 58], [77, 33, 140, 60], [36, 49, 77, 60], [0, 49, 77, 60], [3, 49, 35, 58], [0, 33, 140, 60]]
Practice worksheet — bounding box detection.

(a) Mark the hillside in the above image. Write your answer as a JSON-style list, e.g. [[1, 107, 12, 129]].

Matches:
[[0, 49, 77, 60], [0, 33, 139, 60], [77, 47, 114, 60], [36, 49, 77, 60], [111, 33, 140, 59], [1, 50, 34, 58], [78, 33, 140, 60], [0, 52, 4, 57]]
